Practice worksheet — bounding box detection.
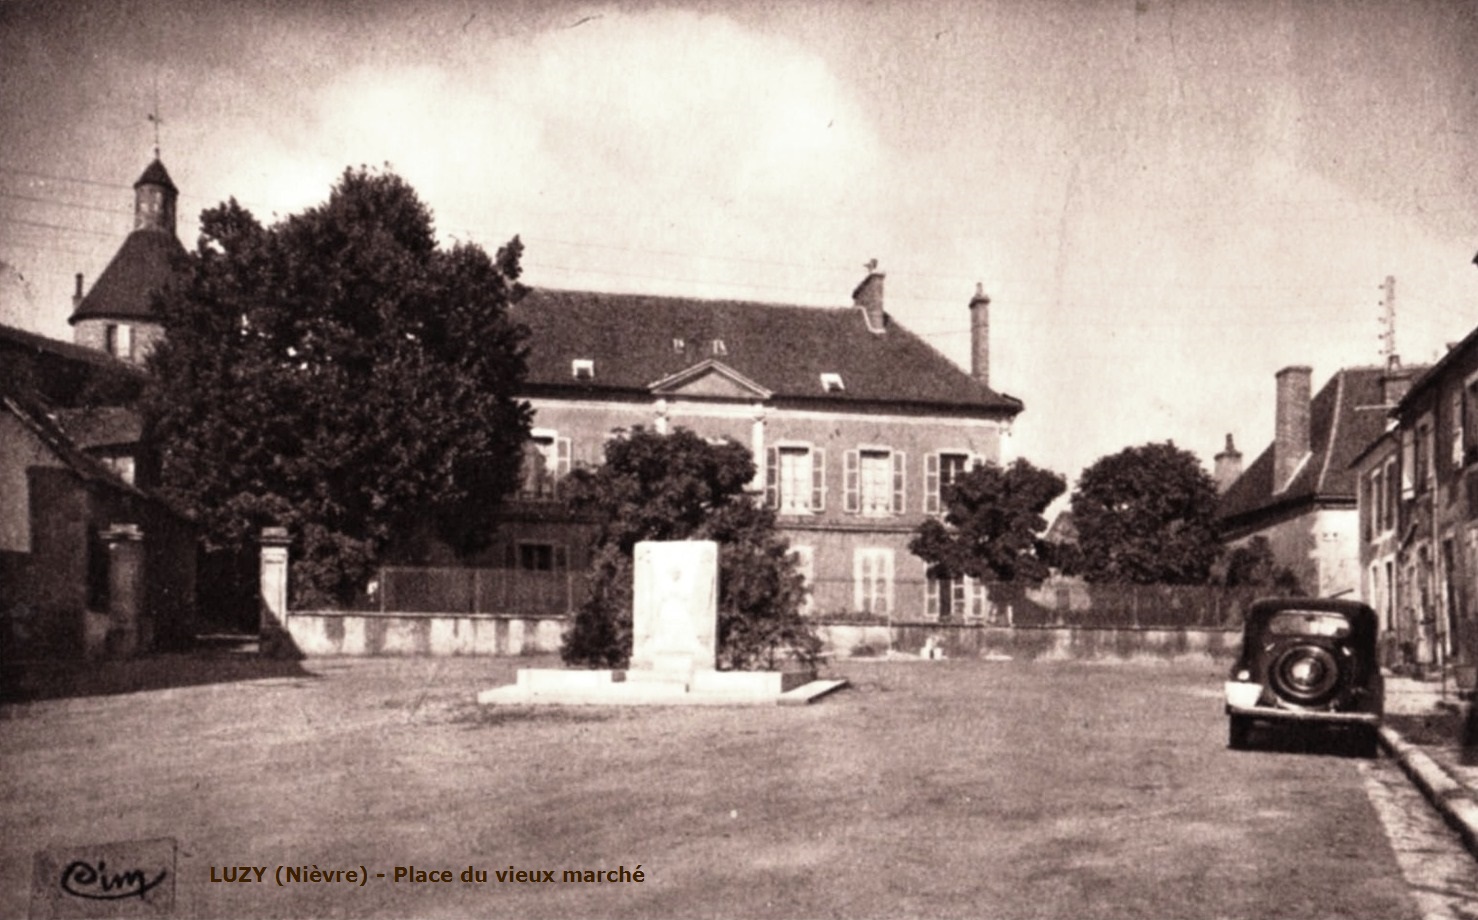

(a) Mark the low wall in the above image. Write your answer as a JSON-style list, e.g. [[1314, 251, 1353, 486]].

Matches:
[[818, 621, 1241, 664], [279, 612, 1240, 663], [285, 611, 566, 657]]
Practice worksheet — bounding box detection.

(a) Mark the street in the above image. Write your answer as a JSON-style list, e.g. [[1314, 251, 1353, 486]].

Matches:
[[3, 655, 1476, 919]]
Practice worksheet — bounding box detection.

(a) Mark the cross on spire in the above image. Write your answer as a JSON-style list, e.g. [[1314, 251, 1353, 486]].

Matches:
[[147, 74, 163, 158]]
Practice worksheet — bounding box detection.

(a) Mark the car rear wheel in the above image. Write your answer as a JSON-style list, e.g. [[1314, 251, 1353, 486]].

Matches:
[[1228, 715, 1253, 750], [1268, 643, 1343, 707]]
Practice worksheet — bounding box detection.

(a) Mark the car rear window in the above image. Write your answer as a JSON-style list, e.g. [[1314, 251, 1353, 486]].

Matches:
[[1266, 611, 1351, 638]]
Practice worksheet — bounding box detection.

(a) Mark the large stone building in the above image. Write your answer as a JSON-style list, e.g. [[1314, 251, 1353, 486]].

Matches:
[[1216, 364, 1395, 599], [491, 273, 1024, 621]]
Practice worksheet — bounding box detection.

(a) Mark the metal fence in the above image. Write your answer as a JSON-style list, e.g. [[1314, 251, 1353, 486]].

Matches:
[[363, 566, 589, 615], [808, 579, 1261, 630]]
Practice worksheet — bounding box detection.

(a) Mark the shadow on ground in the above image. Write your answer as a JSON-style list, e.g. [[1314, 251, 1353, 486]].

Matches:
[[0, 650, 317, 705]]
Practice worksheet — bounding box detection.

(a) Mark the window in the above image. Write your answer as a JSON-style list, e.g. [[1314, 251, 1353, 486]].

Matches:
[[820, 372, 844, 393], [765, 445, 826, 513], [1466, 375, 1478, 463], [571, 359, 594, 380], [519, 431, 571, 499], [516, 542, 567, 572], [790, 545, 815, 614], [925, 452, 973, 514], [672, 338, 685, 353], [105, 323, 133, 360], [712, 339, 727, 356], [845, 448, 905, 515], [926, 571, 985, 621], [1384, 458, 1397, 531], [101, 455, 136, 486], [853, 548, 894, 615], [1452, 390, 1465, 469], [1419, 417, 1435, 491]]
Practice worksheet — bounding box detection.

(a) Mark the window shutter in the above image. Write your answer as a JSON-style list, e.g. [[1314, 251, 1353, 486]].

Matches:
[[1401, 431, 1415, 498], [950, 577, 966, 619], [553, 545, 568, 572], [844, 450, 860, 513], [925, 576, 939, 619], [765, 447, 779, 510], [892, 450, 906, 514], [971, 578, 987, 620], [925, 453, 940, 514], [811, 448, 827, 511]]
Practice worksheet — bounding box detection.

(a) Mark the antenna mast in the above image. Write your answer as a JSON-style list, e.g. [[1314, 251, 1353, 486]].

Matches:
[[1377, 275, 1397, 367]]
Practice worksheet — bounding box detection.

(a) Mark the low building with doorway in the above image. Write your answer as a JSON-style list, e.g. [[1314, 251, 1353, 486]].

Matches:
[[485, 272, 1024, 623]]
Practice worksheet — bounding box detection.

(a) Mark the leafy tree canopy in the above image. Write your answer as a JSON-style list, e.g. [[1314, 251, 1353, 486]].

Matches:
[[1212, 535, 1304, 595], [909, 458, 1066, 586], [1069, 441, 1221, 585], [143, 166, 532, 604], [561, 427, 818, 671]]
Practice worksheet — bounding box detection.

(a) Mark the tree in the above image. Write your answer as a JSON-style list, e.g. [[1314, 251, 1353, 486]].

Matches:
[[909, 458, 1066, 586], [142, 166, 531, 604], [560, 427, 818, 670], [1069, 441, 1221, 585], [1212, 536, 1304, 595]]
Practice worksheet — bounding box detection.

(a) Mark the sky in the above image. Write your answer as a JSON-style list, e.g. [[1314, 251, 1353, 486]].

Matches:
[[2, 0, 1476, 491]]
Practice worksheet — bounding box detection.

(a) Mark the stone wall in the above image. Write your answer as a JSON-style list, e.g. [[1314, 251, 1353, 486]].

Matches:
[[818, 621, 1242, 664], [283, 611, 566, 656]]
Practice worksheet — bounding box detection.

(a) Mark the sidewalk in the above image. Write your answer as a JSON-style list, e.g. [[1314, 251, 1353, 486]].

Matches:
[[1381, 674, 1478, 857]]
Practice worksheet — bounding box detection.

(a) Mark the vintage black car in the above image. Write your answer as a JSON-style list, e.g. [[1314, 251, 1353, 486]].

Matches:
[[1224, 597, 1383, 755]]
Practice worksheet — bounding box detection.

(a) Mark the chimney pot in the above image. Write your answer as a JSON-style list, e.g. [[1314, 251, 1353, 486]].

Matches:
[[1213, 433, 1243, 494]]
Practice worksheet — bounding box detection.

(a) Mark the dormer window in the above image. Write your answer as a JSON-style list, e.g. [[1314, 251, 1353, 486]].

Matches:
[[820, 372, 844, 393], [672, 338, 685, 353], [712, 339, 727, 356], [572, 359, 594, 380]]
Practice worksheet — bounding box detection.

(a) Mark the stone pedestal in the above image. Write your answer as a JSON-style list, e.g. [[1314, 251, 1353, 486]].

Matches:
[[479, 540, 845, 707]]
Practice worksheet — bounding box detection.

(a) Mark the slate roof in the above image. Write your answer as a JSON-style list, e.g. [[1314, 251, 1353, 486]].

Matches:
[[135, 158, 177, 192], [55, 406, 143, 449], [69, 229, 185, 323], [1217, 367, 1392, 528], [512, 288, 1022, 415]]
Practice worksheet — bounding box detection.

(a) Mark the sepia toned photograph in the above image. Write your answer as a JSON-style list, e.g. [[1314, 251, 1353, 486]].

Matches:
[[3, 0, 1478, 917]]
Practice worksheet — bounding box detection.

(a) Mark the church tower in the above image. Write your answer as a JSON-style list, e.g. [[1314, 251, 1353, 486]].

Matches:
[[68, 157, 185, 364]]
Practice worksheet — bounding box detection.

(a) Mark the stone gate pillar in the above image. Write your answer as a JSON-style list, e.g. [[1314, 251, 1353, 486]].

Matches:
[[258, 527, 295, 657], [100, 523, 145, 657]]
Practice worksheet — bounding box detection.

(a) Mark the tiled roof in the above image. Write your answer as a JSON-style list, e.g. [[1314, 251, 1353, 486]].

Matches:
[[1, 384, 142, 496], [69, 229, 185, 323], [55, 406, 142, 449], [0, 323, 147, 407], [1217, 367, 1391, 526], [512, 288, 1022, 414]]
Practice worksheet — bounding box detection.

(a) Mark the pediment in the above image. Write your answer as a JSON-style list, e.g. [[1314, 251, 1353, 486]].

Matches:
[[648, 360, 772, 400]]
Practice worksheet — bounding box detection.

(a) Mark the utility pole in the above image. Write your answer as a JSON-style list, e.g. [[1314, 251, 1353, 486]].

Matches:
[[1377, 275, 1397, 367]]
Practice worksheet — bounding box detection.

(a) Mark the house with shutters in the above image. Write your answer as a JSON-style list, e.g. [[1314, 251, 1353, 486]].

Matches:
[[490, 271, 1024, 621]]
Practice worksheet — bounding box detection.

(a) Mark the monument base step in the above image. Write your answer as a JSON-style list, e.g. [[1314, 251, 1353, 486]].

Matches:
[[478, 667, 846, 707]]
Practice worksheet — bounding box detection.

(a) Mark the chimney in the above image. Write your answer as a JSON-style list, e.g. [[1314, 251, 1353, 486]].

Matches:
[[1273, 365, 1312, 492], [1381, 354, 1414, 406], [1213, 433, 1243, 494], [72, 273, 84, 310], [969, 283, 990, 386], [852, 264, 885, 333]]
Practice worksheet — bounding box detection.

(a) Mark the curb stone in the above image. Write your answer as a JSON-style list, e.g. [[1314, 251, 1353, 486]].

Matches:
[[1380, 726, 1478, 859]]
